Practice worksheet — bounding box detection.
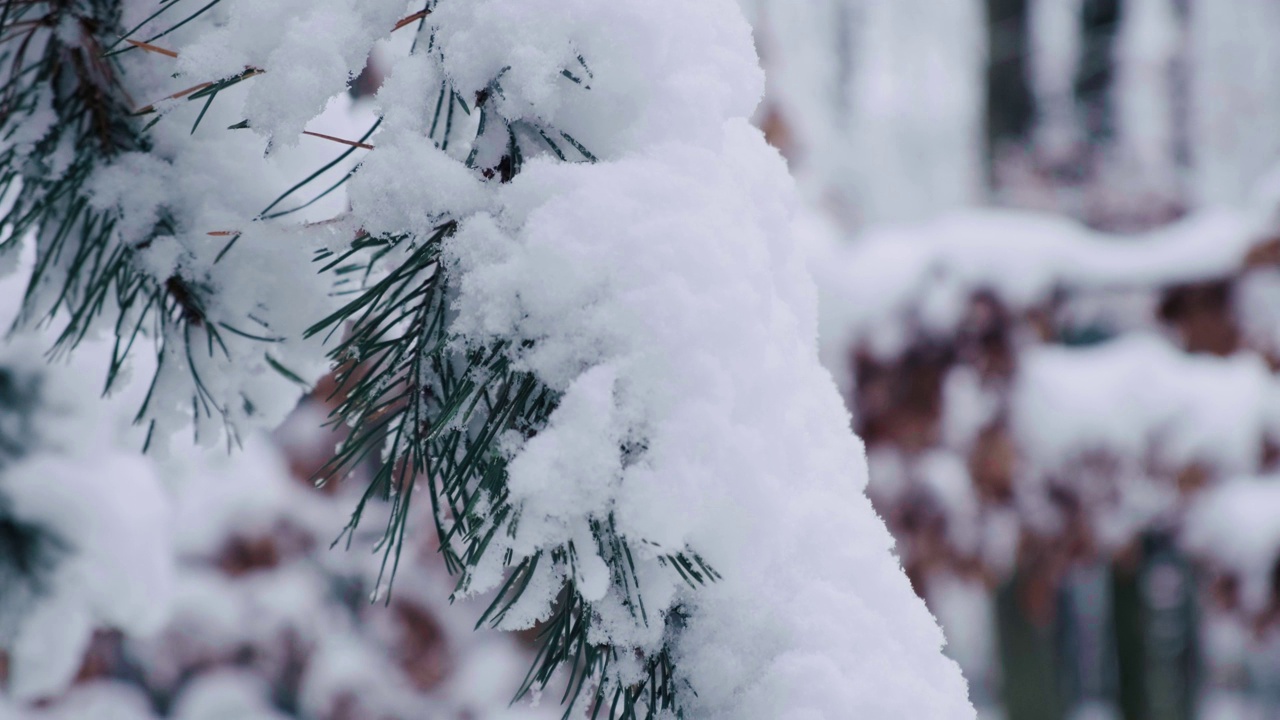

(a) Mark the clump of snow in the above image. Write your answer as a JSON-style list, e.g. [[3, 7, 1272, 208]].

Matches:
[[174, 0, 406, 145], [5, 453, 171, 700], [1235, 269, 1280, 357], [1185, 478, 1280, 615], [927, 573, 998, 691], [169, 672, 289, 720], [447, 115, 972, 715], [430, 0, 764, 156], [813, 207, 1258, 367], [345, 134, 489, 239], [1012, 335, 1277, 478], [0, 403, 557, 719], [7, 682, 157, 720], [149, 0, 986, 709]]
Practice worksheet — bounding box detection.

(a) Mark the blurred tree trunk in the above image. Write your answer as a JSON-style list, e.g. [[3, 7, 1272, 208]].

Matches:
[[1113, 557, 1147, 720], [1075, 0, 1122, 144], [997, 569, 1066, 720], [985, 0, 1035, 180], [1114, 534, 1198, 720]]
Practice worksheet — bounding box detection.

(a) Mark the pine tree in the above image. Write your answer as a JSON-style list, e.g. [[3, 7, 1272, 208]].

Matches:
[[0, 1, 975, 718]]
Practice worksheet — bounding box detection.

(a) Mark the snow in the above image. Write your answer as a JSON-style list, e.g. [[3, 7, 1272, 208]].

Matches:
[[1235, 268, 1280, 357], [5, 453, 171, 700], [345, 130, 489, 239], [7, 682, 157, 720], [814, 207, 1259, 365], [5, 0, 984, 715], [1186, 479, 1280, 615], [806, 195, 1280, 572], [18, 0, 1280, 715], [447, 115, 971, 717], [390, 0, 968, 714], [173, 0, 407, 146], [0, 272, 172, 700], [430, 0, 764, 156], [1, 408, 561, 718], [1013, 335, 1276, 477], [69, 86, 374, 451], [169, 672, 289, 720], [1003, 334, 1280, 556]]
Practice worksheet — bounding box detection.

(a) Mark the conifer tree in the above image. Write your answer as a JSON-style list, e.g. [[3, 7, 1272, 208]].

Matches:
[[0, 1, 975, 718]]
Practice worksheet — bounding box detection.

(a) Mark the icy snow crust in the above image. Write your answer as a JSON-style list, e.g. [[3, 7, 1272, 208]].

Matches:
[[15, 0, 977, 716]]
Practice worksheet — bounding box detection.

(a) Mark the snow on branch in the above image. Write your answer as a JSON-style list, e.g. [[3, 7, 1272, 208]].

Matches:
[[0, 0, 975, 717]]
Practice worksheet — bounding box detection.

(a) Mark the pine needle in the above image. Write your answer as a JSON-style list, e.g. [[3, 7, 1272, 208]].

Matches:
[[134, 80, 213, 114], [125, 39, 178, 58], [302, 130, 375, 150], [392, 10, 430, 32], [133, 67, 263, 115]]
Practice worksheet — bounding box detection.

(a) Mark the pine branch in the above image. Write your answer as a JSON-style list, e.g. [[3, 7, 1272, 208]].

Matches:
[[3, 2, 721, 716], [0, 0, 279, 452], [306, 60, 714, 718]]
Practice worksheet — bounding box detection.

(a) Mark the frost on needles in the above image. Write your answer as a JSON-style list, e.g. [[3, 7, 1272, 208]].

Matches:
[[0, 0, 974, 718]]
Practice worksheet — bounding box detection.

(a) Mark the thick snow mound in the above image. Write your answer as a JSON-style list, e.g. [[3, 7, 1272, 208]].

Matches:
[[448, 119, 973, 718]]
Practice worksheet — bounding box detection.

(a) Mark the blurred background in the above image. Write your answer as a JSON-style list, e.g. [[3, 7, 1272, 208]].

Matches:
[[6, 1, 1280, 719], [746, 1, 1280, 719]]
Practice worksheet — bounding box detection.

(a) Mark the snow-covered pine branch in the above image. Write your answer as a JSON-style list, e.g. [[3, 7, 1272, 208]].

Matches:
[[0, 0, 974, 717]]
